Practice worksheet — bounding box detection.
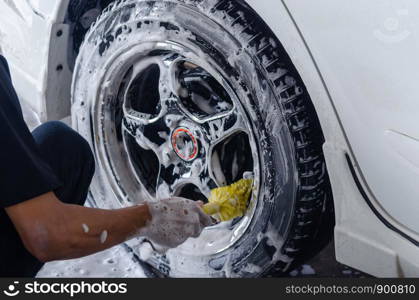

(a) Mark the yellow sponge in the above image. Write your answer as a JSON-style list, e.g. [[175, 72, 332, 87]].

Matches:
[[203, 179, 253, 222]]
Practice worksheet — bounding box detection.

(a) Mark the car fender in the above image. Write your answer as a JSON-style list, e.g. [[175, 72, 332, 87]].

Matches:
[[0, 0, 71, 122], [246, 0, 419, 276]]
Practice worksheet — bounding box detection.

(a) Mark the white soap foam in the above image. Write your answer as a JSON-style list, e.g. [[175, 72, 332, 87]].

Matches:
[[37, 246, 146, 278], [100, 230, 108, 244], [82, 224, 90, 233]]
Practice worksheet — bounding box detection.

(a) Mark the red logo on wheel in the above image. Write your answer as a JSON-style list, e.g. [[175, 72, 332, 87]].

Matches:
[[171, 128, 198, 161]]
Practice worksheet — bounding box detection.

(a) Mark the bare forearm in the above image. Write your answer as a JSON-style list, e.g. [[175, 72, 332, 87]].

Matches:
[[7, 192, 152, 262], [51, 203, 151, 260]]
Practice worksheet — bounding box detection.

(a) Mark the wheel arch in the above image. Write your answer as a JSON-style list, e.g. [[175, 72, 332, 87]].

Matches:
[[43, 0, 115, 121]]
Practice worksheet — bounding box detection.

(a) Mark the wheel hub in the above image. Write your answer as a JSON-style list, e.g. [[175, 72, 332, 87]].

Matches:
[[171, 127, 199, 162]]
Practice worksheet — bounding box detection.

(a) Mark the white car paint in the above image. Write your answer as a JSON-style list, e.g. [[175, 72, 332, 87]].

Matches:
[[246, 0, 419, 277], [0, 0, 72, 121], [283, 0, 419, 234], [1, 0, 418, 277]]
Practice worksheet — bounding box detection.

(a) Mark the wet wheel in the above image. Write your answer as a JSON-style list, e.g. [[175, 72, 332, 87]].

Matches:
[[72, 0, 333, 277]]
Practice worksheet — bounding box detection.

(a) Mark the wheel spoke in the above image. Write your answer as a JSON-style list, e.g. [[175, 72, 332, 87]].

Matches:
[[122, 54, 187, 163], [195, 168, 219, 197], [122, 52, 182, 127], [155, 151, 217, 199], [200, 107, 248, 146], [123, 116, 161, 154], [153, 50, 185, 102]]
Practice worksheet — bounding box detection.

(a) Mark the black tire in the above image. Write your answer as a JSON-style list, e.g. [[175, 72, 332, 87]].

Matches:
[[72, 0, 333, 277]]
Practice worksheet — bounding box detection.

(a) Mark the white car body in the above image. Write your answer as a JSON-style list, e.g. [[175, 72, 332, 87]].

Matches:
[[0, 0, 418, 277]]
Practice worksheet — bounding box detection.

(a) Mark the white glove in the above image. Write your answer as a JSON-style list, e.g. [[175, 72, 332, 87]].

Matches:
[[139, 197, 212, 253]]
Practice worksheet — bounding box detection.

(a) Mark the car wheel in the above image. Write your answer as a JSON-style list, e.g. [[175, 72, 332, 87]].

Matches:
[[72, 0, 333, 277]]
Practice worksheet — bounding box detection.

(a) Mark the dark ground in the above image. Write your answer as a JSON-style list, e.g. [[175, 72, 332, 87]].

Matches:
[[285, 240, 372, 278]]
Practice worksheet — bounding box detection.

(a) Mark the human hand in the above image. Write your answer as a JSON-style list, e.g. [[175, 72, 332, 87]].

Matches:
[[139, 197, 212, 253]]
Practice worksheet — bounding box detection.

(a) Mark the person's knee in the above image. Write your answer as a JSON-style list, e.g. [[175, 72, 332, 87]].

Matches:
[[32, 121, 74, 148], [32, 121, 95, 206], [33, 121, 95, 177]]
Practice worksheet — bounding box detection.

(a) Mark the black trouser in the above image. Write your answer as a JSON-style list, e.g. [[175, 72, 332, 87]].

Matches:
[[0, 121, 95, 277]]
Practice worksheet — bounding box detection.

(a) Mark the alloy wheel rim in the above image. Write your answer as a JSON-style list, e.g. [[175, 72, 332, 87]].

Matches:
[[95, 41, 261, 255]]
